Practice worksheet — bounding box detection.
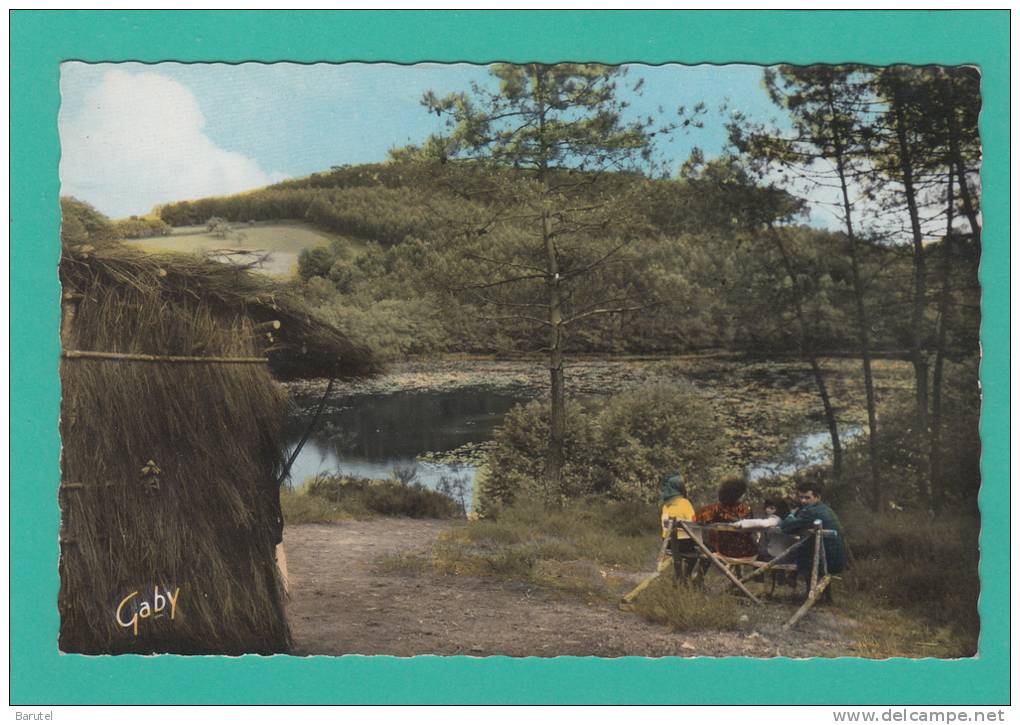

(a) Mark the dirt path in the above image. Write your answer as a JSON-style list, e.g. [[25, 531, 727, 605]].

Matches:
[[284, 519, 864, 658]]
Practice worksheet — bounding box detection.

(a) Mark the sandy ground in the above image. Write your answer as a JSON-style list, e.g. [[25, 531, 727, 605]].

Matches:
[[283, 519, 865, 658], [126, 221, 343, 277]]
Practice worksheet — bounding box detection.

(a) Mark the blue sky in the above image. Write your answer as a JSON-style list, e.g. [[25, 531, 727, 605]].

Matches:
[[59, 62, 786, 220]]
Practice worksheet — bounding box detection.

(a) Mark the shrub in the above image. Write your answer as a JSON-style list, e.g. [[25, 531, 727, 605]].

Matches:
[[839, 504, 979, 652], [480, 385, 727, 510], [305, 474, 461, 519], [297, 246, 337, 281], [112, 216, 173, 239], [280, 487, 353, 524], [60, 197, 117, 247], [480, 399, 603, 512], [598, 383, 728, 502], [629, 576, 747, 631]]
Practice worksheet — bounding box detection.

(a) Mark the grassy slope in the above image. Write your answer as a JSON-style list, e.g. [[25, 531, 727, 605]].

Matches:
[[125, 220, 365, 278]]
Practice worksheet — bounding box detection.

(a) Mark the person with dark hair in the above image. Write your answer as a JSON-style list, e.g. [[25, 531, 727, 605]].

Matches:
[[735, 497, 791, 530], [780, 480, 848, 602], [734, 497, 795, 588], [764, 498, 791, 520], [696, 476, 757, 558]]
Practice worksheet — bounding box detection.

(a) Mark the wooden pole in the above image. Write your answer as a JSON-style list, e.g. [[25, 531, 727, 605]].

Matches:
[[737, 537, 811, 584], [620, 521, 676, 606], [276, 542, 291, 597], [677, 520, 761, 605], [784, 575, 832, 629], [809, 525, 822, 595], [61, 350, 269, 364], [669, 521, 683, 583]]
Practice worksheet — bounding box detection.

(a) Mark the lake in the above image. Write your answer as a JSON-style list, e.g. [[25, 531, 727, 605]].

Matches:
[[284, 383, 857, 511], [283, 388, 527, 509]]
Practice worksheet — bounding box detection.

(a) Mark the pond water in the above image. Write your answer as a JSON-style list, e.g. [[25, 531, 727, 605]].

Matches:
[[283, 388, 527, 509], [746, 426, 864, 481], [284, 386, 860, 511]]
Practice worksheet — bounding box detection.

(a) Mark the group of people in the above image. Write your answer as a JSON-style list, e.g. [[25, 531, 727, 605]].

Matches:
[[658, 472, 847, 600]]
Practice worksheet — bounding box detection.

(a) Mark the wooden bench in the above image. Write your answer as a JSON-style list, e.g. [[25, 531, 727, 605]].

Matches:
[[621, 519, 838, 629]]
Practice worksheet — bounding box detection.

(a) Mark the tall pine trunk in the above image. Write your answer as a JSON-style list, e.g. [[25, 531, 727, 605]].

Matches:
[[929, 167, 955, 511], [827, 90, 881, 510], [946, 107, 981, 254], [769, 225, 843, 479], [532, 67, 566, 495], [891, 86, 931, 505], [543, 209, 566, 494]]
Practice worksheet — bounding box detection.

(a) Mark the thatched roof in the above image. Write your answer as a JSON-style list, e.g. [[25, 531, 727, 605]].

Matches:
[[57, 241, 376, 655], [59, 242, 379, 381]]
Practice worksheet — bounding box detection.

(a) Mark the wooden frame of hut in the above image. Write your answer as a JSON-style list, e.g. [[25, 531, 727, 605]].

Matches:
[[58, 241, 376, 655]]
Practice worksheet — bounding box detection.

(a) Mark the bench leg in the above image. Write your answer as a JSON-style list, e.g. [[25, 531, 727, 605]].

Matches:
[[784, 574, 832, 629]]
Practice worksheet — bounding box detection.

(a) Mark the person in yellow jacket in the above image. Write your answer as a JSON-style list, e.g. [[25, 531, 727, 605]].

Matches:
[[659, 472, 697, 575], [620, 472, 697, 608]]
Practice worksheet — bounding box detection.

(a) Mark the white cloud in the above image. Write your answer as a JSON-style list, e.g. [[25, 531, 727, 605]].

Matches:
[[59, 67, 285, 218]]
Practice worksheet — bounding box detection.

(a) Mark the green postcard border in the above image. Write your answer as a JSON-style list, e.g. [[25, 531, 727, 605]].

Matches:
[[9, 10, 1009, 705]]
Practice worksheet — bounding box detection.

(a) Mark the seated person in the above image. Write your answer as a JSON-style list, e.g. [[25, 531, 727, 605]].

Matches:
[[735, 498, 790, 530], [780, 479, 848, 601], [659, 472, 697, 575], [696, 476, 758, 559], [735, 498, 792, 561]]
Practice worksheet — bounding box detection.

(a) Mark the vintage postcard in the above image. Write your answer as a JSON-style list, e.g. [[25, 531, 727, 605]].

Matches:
[[10, 9, 1010, 707]]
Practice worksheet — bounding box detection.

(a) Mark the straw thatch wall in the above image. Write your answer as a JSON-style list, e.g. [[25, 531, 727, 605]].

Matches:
[[57, 241, 375, 654]]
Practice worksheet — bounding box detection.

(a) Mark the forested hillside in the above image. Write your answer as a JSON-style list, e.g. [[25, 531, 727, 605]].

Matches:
[[150, 160, 979, 366]]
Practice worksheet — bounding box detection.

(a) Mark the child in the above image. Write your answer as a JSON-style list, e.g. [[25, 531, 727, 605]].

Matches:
[[659, 472, 697, 576], [734, 498, 790, 530], [735, 498, 793, 589], [619, 472, 698, 606]]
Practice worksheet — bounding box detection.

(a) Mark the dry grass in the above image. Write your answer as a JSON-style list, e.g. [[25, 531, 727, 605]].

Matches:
[[627, 576, 749, 631], [422, 499, 660, 603], [281, 475, 462, 523]]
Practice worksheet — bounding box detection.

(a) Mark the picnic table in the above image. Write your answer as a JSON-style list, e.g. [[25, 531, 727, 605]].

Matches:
[[621, 519, 838, 629]]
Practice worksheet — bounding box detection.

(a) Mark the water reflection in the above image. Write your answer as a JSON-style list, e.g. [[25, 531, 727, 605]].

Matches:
[[284, 388, 526, 507], [747, 426, 863, 481], [285, 386, 858, 508]]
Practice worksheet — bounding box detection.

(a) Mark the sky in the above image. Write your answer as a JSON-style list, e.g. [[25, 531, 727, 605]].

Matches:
[[59, 62, 807, 222]]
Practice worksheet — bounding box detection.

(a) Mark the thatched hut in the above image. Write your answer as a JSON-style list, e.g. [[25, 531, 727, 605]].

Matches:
[[58, 241, 376, 655]]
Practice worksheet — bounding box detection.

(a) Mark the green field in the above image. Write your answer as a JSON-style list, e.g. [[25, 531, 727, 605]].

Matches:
[[126, 220, 345, 278]]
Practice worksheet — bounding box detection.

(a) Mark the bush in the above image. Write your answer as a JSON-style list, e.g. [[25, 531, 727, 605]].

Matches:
[[481, 400, 603, 511], [305, 474, 461, 519], [598, 383, 728, 502], [60, 197, 117, 247], [297, 246, 337, 281], [111, 217, 172, 239], [629, 576, 747, 632], [280, 487, 352, 524], [839, 504, 979, 652], [835, 360, 979, 511], [480, 384, 728, 511]]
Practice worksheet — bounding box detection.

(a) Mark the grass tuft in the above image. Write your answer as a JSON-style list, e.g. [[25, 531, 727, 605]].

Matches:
[[281, 474, 463, 523], [628, 576, 749, 631]]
